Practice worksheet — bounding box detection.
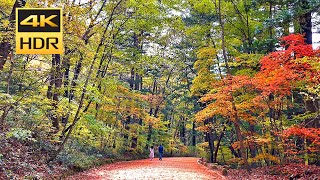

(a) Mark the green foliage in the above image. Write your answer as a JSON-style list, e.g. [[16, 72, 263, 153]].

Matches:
[[191, 47, 217, 96], [189, 0, 215, 14], [0, 93, 13, 105], [234, 68, 256, 77], [291, 112, 318, 124], [57, 140, 111, 170], [6, 128, 34, 142], [231, 53, 263, 72], [0, 153, 3, 166]]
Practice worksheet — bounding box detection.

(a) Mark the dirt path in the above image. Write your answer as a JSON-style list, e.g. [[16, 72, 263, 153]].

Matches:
[[68, 157, 227, 180]]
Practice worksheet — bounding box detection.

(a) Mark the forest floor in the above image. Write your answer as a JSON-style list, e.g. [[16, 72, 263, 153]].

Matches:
[[0, 131, 66, 179], [68, 157, 227, 180], [227, 163, 320, 180], [1, 133, 319, 180]]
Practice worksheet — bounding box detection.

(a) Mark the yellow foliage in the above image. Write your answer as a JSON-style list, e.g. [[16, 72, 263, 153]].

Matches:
[[189, 0, 215, 14], [196, 125, 211, 132], [0, 0, 14, 11], [145, 115, 160, 125], [191, 47, 218, 96], [254, 137, 271, 145], [196, 47, 217, 60], [249, 153, 280, 164], [197, 142, 209, 148], [1, 20, 10, 28]]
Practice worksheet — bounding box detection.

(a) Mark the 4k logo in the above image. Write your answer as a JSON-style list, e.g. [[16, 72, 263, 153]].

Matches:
[[16, 8, 63, 54], [20, 15, 58, 27]]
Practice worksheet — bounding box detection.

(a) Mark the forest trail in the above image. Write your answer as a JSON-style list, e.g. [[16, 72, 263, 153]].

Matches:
[[68, 157, 227, 180]]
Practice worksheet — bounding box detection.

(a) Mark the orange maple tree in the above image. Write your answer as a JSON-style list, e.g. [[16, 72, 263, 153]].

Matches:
[[196, 34, 320, 165], [254, 34, 318, 97], [252, 34, 320, 163]]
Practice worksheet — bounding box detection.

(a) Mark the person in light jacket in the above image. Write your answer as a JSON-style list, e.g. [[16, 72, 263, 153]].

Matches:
[[149, 145, 154, 160]]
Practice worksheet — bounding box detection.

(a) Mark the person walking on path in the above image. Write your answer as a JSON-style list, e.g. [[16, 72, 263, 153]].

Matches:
[[149, 146, 154, 160], [158, 144, 164, 160]]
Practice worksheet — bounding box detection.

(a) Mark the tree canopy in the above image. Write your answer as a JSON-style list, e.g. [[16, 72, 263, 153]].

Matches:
[[0, 0, 319, 178]]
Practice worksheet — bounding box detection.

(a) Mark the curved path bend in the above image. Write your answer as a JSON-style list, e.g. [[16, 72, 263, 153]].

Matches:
[[68, 157, 227, 180]]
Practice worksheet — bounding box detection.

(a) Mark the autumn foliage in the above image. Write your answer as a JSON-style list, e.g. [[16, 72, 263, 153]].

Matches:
[[1, 0, 320, 178], [195, 34, 320, 166], [255, 34, 319, 97]]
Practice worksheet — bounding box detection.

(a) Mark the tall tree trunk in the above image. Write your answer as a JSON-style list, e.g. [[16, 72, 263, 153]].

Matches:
[[48, 55, 61, 131], [6, 61, 14, 94], [63, 56, 70, 98], [192, 121, 196, 146], [47, 60, 54, 128], [69, 57, 82, 100], [214, 120, 229, 162], [0, 0, 26, 127], [0, 57, 15, 129], [300, 0, 312, 45], [61, 54, 70, 129], [204, 118, 215, 163], [123, 115, 130, 140], [130, 30, 144, 150], [140, 76, 143, 90], [249, 125, 257, 158], [147, 78, 157, 146], [180, 117, 186, 145], [229, 132, 240, 158], [52, 54, 62, 131], [0, 0, 27, 71], [130, 67, 135, 89], [231, 97, 250, 170], [283, 2, 291, 36], [0, 42, 10, 71], [207, 130, 215, 163], [268, 1, 274, 52], [218, 0, 250, 171], [135, 74, 140, 90]]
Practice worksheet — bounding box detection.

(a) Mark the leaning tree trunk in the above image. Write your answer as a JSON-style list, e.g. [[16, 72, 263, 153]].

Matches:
[[48, 0, 124, 162], [214, 120, 229, 162]]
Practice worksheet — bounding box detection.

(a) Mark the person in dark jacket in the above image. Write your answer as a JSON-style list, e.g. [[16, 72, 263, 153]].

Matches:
[[158, 144, 164, 160]]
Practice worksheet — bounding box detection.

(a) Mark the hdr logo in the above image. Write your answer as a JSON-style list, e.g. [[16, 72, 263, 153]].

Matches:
[[16, 8, 63, 54]]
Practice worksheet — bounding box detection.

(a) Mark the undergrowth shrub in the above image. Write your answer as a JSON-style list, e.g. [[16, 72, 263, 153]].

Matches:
[[56, 139, 116, 171], [6, 128, 35, 142]]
